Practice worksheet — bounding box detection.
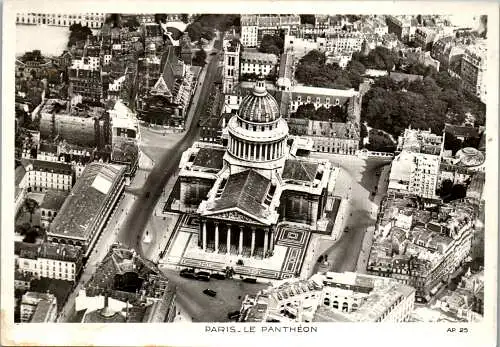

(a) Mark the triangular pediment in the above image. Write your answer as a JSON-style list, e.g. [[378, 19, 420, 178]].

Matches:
[[152, 75, 171, 95], [202, 208, 268, 226]]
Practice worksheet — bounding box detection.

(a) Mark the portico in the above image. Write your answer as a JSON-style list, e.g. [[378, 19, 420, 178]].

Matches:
[[199, 218, 275, 258]]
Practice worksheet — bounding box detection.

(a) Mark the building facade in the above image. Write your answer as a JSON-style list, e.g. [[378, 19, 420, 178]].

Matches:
[[16, 13, 105, 28], [20, 159, 73, 192], [460, 42, 487, 103], [16, 242, 83, 282], [240, 50, 279, 78]]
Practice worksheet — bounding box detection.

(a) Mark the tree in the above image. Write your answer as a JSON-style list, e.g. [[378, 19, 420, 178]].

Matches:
[[258, 35, 283, 55], [192, 49, 207, 67], [292, 103, 316, 119], [186, 22, 203, 42], [366, 130, 396, 152], [23, 198, 39, 223]]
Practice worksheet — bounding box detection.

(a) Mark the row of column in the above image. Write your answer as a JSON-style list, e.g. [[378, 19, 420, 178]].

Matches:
[[201, 221, 275, 257], [229, 138, 284, 162]]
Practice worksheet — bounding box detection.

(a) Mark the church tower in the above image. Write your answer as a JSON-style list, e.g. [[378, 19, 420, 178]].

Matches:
[[222, 38, 240, 94]]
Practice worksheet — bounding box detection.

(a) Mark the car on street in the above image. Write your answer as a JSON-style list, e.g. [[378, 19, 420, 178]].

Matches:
[[242, 277, 257, 283], [145, 192, 151, 198], [180, 268, 196, 279], [203, 289, 217, 297], [196, 271, 211, 281], [210, 273, 226, 280], [210, 51, 217, 55], [344, 227, 349, 233], [227, 311, 240, 320]]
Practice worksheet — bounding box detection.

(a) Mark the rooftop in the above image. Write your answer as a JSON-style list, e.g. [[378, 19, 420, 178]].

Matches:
[[291, 85, 358, 98], [208, 169, 271, 219], [28, 159, 72, 175], [282, 159, 319, 182], [49, 163, 126, 240], [192, 147, 226, 170], [39, 243, 83, 263]]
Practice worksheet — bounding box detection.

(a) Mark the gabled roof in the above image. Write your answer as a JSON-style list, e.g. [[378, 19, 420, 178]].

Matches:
[[208, 170, 270, 219], [193, 148, 225, 170], [282, 159, 318, 182]]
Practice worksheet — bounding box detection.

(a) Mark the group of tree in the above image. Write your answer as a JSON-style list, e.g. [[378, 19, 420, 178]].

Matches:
[[365, 129, 396, 152], [361, 70, 486, 137], [291, 103, 348, 123], [352, 46, 399, 72], [104, 14, 140, 30], [295, 50, 366, 90], [444, 132, 481, 156], [258, 34, 284, 56], [192, 49, 207, 66], [437, 179, 468, 202], [186, 14, 240, 42], [20, 50, 44, 63], [68, 23, 93, 47]]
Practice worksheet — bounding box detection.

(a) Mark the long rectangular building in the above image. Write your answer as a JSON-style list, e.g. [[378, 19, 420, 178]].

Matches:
[[47, 163, 126, 257]]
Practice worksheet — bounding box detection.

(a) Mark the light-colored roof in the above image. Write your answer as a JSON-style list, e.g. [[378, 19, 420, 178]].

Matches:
[[291, 85, 358, 98], [48, 163, 126, 240]]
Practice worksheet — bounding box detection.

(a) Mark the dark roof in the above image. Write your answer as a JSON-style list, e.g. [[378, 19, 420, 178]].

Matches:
[[209, 170, 270, 218], [282, 160, 319, 182], [159, 46, 183, 92], [15, 241, 40, 259], [38, 243, 83, 263], [444, 124, 480, 138], [39, 143, 58, 154], [40, 190, 69, 211], [193, 148, 225, 170], [31, 159, 72, 175]]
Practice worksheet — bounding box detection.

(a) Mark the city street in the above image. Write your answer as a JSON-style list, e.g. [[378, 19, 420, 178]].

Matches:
[[59, 37, 222, 322], [310, 153, 392, 274], [161, 268, 267, 322], [117, 36, 222, 257]]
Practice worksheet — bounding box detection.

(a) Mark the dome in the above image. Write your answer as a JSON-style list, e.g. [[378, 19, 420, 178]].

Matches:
[[456, 147, 485, 167], [238, 80, 280, 123]]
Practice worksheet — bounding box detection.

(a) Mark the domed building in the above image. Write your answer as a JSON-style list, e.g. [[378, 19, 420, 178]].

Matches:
[[173, 79, 335, 277]]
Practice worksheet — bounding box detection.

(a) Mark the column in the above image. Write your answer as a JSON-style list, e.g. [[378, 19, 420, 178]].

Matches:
[[238, 226, 243, 255], [253, 144, 257, 161], [270, 229, 274, 252], [267, 144, 271, 160], [259, 144, 263, 161], [226, 225, 231, 255], [202, 220, 207, 251], [263, 229, 269, 257], [250, 227, 256, 257], [214, 222, 219, 253], [271, 143, 275, 160], [238, 141, 242, 157]]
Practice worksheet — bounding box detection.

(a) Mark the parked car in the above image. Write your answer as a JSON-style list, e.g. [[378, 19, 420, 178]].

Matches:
[[196, 271, 211, 281], [344, 228, 349, 233], [203, 289, 217, 297], [227, 311, 240, 320], [211, 273, 226, 280], [242, 277, 257, 283], [180, 268, 196, 279], [145, 192, 151, 198]]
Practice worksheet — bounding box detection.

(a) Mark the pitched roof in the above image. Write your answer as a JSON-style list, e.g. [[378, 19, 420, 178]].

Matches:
[[209, 170, 270, 218], [444, 124, 480, 138], [48, 163, 126, 240], [193, 148, 225, 170], [282, 159, 318, 182]]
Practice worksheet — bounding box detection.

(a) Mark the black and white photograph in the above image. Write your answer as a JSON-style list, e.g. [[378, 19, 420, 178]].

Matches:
[[1, 2, 498, 347]]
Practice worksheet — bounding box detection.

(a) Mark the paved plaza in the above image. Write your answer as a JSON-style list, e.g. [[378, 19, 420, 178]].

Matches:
[[161, 215, 311, 280]]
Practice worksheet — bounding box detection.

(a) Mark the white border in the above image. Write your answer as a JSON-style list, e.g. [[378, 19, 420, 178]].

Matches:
[[2, 1, 498, 346]]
